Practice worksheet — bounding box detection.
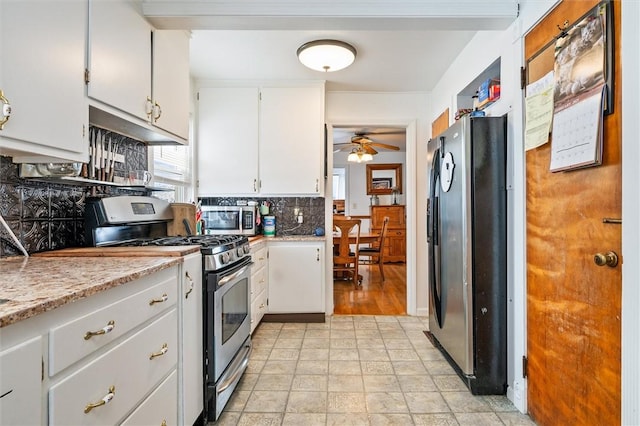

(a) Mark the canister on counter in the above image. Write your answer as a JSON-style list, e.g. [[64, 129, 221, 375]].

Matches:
[[263, 215, 276, 237]]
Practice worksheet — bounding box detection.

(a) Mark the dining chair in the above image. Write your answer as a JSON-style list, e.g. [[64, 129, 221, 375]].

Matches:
[[333, 218, 361, 286], [359, 216, 390, 281]]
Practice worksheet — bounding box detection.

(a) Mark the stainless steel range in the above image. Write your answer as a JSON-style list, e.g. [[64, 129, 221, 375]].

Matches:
[[84, 195, 252, 423]]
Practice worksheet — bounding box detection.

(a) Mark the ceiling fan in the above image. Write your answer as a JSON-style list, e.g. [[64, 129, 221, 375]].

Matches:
[[333, 131, 403, 155]]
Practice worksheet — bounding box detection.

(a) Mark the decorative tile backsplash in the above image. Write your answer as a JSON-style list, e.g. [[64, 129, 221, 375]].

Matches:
[[201, 197, 326, 236], [0, 127, 148, 257]]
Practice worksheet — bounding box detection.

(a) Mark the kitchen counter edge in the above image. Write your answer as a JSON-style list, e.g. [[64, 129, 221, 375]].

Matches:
[[0, 255, 184, 328]]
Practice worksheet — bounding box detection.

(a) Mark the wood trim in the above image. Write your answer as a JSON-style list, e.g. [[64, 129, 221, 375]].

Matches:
[[431, 109, 449, 137]]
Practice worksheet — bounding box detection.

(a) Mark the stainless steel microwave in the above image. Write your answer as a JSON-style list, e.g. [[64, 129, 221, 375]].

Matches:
[[201, 205, 258, 236]]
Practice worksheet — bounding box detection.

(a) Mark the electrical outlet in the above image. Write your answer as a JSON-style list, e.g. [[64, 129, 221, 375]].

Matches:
[[294, 207, 300, 218], [297, 212, 303, 224]]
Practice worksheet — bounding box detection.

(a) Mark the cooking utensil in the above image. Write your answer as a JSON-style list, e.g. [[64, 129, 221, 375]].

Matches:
[[183, 218, 193, 236]]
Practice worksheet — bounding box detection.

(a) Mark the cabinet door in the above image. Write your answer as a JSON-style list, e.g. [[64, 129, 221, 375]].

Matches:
[[180, 253, 203, 426], [152, 30, 190, 140], [197, 87, 259, 195], [0, 0, 87, 162], [88, 0, 151, 122], [268, 243, 324, 313], [259, 86, 324, 195], [0, 336, 42, 426]]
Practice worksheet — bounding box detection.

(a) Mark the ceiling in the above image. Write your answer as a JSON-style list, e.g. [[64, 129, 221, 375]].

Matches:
[[143, 0, 518, 149]]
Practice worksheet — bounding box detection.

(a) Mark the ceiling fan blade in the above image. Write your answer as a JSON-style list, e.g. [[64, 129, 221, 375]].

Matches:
[[351, 135, 372, 144], [333, 142, 357, 153], [369, 142, 400, 151], [362, 145, 378, 155]]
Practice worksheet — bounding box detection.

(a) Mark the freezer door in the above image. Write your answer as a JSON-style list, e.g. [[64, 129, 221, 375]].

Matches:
[[427, 119, 473, 375]]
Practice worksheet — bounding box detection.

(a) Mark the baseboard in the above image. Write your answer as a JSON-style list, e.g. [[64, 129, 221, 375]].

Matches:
[[262, 313, 326, 323]]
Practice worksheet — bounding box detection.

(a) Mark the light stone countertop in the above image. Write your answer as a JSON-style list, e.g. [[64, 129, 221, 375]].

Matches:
[[0, 256, 183, 328]]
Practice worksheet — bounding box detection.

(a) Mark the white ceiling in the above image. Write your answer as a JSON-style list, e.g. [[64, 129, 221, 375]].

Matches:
[[188, 29, 478, 92]]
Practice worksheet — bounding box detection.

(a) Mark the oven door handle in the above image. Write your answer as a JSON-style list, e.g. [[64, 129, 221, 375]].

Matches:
[[218, 265, 250, 287], [217, 341, 252, 395]]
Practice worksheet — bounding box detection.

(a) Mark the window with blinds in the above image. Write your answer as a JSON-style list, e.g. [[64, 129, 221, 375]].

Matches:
[[151, 144, 194, 202]]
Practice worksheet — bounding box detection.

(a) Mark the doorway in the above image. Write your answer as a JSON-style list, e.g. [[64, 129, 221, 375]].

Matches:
[[330, 124, 409, 315]]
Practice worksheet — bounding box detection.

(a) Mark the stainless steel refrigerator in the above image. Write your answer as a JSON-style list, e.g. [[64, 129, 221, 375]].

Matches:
[[426, 115, 507, 394]]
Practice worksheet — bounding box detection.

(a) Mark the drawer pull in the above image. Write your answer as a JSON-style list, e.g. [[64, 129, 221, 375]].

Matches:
[[149, 343, 169, 360], [84, 320, 115, 340], [84, 386, 115, 414], [149, 293, 168, 306], [185, 271, 194, 299], [161, 421, 167, 426]]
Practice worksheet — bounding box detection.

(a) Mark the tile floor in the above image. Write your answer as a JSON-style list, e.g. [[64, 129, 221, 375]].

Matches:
[[212, 315, 535, 426]]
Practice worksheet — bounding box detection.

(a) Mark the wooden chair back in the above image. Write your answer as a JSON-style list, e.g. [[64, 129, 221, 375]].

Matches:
[[333, 218, 361, 285]]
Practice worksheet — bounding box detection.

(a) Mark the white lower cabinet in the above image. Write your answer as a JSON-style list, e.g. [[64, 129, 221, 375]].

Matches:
[[48, 309, 177, 425], [267, 241, 325, 313], [179, 253, 203, 425], [250, 240, 268, 332], [0, 336, 42, 426]]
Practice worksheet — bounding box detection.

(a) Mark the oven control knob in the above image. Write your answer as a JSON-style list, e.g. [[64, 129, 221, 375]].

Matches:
[[219, 252, 230, 265], [243, 245, 250, 254], [237, 247, 244, 257]]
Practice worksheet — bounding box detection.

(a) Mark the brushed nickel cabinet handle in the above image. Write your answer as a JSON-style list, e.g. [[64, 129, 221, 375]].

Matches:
[[84, 386, 115, 413], [84, 320, 115, 340], [149, 343, 168, 360], [149, 293, 168, 306]]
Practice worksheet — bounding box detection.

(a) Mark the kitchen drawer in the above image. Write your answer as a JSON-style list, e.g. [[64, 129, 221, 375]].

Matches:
[[48, 269, 177, 376], [121, 370, 177, 426], [250, 266, 267, 303], [251, 289, 267, 334], [49, 309, 177, 426], [250, 242, 267, 271]]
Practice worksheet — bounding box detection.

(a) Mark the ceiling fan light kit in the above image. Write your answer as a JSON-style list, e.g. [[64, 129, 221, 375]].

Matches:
[[347, 148, 373, 163], [297, 39, 357, 72]]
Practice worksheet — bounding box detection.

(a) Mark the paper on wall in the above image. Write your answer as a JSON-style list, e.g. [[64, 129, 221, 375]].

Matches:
[[525, 71, 555, 151]]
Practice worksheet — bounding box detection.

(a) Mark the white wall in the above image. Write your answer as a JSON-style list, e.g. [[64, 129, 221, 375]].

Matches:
[[326, 91, 429, 315]]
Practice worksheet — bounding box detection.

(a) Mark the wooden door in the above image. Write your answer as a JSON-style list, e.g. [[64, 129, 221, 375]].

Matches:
[[524, 1, 622, 425]]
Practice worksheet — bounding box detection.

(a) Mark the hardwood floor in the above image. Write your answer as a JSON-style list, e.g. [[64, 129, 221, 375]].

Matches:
[[333, 263, 407, 315]]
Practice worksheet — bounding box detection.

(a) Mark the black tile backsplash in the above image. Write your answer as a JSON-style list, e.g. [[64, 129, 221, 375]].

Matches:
[[201, 197, 326, 237], [0, 127, 149, 257]]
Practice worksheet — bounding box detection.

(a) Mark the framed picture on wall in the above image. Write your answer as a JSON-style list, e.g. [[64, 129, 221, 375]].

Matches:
[[371, 177, 393, 189]]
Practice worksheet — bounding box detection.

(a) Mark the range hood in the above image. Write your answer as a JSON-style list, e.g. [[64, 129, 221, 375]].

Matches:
[[89, 104, 187, 145]]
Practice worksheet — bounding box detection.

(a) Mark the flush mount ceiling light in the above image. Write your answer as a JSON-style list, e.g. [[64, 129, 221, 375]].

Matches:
[[347, 147, 373, 163], [297, 39, 357, 72]]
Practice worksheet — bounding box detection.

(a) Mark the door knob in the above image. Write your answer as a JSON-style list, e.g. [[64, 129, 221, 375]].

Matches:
[[594, 251, 618, 267]]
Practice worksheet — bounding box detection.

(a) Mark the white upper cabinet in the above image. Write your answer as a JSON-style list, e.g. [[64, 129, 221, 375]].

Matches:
[[197, 87, 260, 196], [259, 86, 325, 195], [88, 0, 152, 122], [87, 0, 189, 144], [152, 30, 190, 140], [197, 82, 325, 196], [0, 0, 88, 163]]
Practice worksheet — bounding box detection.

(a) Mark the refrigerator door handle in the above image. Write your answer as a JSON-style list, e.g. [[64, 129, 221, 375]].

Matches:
[[428, 149, 443, 327]]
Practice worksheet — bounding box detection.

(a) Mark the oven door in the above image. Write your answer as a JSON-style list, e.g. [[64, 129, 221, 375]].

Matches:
[[206, 259, 252, 383]]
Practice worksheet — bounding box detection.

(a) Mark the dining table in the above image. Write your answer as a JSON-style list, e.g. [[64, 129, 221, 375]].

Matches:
[[332, 232, 379, 245]]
